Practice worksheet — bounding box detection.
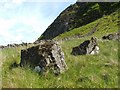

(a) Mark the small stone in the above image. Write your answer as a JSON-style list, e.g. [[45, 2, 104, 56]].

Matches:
[[34, 66, 41, 72]]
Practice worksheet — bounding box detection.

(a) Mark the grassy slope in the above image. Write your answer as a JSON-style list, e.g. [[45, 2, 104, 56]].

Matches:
[[54, 10, 119, 40], [1, 39, 118, 88], [39, 2, 119, 40], [1, 7, 119, 89]]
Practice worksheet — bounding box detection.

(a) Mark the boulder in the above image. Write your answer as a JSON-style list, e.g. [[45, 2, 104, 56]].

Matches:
[[71, 37, 99, 55], [20, 40, 68, 75]]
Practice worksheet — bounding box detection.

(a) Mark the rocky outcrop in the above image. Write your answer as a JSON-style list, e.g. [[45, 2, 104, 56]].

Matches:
[[71, 37, 99, 55], [37, 2, 119, 41], [20, 40, 68, 75], [102, 33, 120, 41]]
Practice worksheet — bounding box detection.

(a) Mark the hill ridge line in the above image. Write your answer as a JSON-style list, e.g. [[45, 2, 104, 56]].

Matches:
[[55, 18, 102, 43]]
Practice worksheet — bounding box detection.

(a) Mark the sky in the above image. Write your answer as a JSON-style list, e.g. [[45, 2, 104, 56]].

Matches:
[[0, 0, 77, 45]]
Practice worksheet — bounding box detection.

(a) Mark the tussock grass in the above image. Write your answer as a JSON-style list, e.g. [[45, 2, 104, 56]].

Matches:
[[1, 39, 118, 88], [60, 39, 118, 88]]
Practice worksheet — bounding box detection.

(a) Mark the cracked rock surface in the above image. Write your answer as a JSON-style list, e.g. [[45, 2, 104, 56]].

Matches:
[[20, 40, 68, 75]]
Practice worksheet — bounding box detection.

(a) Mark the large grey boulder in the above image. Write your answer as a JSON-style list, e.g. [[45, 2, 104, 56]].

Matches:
[[20, 40, 68, 75], [71, 37, 99, 55]]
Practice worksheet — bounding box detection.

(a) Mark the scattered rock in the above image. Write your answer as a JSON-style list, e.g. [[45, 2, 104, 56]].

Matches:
[[20, 40, 68, 75], [71, 37, 99, 55], [102, 32, 120, 41]]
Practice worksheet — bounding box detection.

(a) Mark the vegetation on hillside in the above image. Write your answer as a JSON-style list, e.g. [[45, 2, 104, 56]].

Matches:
[[1, 2, 119, 88], [54, 9, 119, 40], [39, 2, 119, 40], [1, 38, 118, 88]]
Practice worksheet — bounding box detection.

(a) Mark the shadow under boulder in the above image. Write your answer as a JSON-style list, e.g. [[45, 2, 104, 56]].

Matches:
[[20, 40, 68, 75], [71, 37, 100, 55]]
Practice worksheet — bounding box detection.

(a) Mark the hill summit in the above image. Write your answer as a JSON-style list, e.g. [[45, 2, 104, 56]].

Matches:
[[37, 2, 119, 41]]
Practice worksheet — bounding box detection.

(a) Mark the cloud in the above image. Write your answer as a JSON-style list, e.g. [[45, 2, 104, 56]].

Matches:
[[0, 18, 16, 30], [12, 0, 26, 4], [0, 0, 76, 45], [0, 18, 23, 44], [0, 18, 17, 41], [0, 15, 50, 45], [0, 0, 26, 10]]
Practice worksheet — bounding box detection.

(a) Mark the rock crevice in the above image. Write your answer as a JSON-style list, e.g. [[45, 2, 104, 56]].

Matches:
[[71, 37, 99, 55], [20, 40, 68, 75]]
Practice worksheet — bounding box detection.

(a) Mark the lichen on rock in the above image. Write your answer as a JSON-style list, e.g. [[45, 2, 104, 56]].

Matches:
[[20, 40, 68, 75]]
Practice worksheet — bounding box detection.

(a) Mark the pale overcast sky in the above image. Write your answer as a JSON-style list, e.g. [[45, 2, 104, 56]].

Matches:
[[0, 0, 76, 45]]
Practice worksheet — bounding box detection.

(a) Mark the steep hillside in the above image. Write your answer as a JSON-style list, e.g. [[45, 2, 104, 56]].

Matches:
[[54, 9, 119, 40], [37, 2, 119, 40]]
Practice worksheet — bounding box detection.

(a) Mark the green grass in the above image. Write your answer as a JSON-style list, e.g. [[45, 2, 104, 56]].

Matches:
[[1, 6, 119, 89], [54, 10, 119, 40], [1, 38, 118, 88]]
